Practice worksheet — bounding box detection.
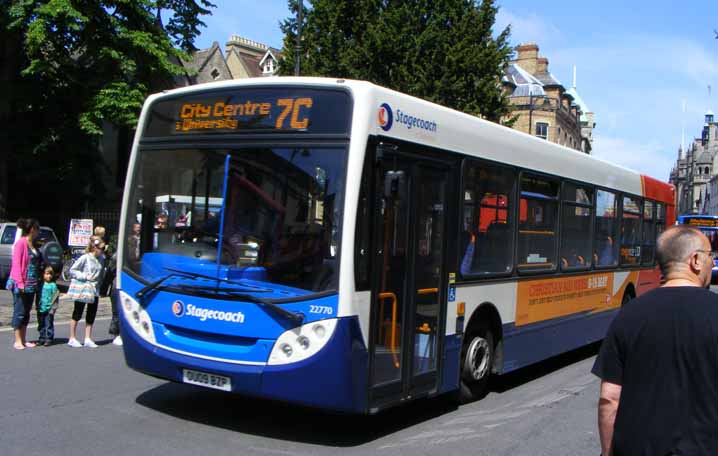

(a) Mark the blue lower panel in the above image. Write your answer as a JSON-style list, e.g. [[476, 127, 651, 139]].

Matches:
[[121, 317, 265, 394], [439, 334, 462, 394], [121, 311, 368, 413], [262, 317, 368, 413], [501, 309, 618, 374]]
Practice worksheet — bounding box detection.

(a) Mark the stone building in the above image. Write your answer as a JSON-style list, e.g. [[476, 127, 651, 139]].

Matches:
[[176, 41, 233, 86], [672, 111, 718, 215], [225, 35, 281, 78], [502, 43, 595, 154]]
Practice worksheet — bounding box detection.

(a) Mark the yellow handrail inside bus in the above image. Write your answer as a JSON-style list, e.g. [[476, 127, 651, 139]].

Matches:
[[417, 287, 438, 295], [378, 292, 400, 368]]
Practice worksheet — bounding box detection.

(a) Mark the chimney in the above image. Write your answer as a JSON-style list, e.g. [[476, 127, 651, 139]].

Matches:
[[515, 43, 539, 75], [536, 57, 549, 74]]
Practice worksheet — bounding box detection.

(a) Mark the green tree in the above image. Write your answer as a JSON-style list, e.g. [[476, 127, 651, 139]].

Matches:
[[279, 0, 513, 122], [0, 0, 214, 226]]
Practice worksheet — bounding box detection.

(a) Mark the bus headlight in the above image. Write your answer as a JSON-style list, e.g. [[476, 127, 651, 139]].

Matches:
[[268, 318, 338, 366], [119, 290, 156, 344]]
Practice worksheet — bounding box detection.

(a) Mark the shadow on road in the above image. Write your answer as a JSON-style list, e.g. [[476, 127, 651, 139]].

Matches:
[[489, 341, 601, 394], [134, 341, 601, 446], [136, 383, 457, 446]]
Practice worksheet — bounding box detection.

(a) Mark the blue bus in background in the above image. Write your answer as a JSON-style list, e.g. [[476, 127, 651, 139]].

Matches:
[[677, 215, 718, 283]]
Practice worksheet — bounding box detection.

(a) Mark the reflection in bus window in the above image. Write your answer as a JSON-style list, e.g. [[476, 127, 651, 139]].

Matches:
[[124, 147, 346, 292], [221, 148, 344, 292]]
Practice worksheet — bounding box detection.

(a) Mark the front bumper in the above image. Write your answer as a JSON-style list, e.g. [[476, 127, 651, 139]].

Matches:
[[120, 306, 368, 413]]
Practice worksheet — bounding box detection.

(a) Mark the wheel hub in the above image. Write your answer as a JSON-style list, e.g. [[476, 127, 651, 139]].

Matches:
[[467, 336, 490, 381]]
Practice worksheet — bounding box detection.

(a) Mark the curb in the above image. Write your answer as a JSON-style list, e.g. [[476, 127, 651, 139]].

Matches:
[[0, 316, 112, 333]]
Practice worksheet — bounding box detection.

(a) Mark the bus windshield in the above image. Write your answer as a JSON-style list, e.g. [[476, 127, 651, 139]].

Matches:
[[123, 146, 347, 293]]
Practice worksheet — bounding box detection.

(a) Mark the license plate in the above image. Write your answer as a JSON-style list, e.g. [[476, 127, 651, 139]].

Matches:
[[182, 369, 231, 392]]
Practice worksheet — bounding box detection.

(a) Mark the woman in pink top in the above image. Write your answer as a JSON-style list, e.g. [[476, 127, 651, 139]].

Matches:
[[8, 218, 41, 350]]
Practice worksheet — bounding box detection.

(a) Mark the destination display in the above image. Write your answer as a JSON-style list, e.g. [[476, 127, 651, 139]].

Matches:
[[144, 87, 352, 137], [682, 217, 718, 228]]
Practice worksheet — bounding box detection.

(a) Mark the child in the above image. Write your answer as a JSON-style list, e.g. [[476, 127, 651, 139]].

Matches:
[[37, 266, 60, 346]]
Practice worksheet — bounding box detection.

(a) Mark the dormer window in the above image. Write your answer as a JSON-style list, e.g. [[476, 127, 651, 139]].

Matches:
[[263, 59, 275, 74], [211, 68, 220, 80]]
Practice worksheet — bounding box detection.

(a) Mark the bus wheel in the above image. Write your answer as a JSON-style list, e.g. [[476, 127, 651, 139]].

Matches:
[[621, 292, 633, 307], [459, 324, 494, 403]]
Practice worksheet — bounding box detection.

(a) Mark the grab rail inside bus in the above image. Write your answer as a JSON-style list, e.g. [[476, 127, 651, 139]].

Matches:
[[378, 292, 400, 368], [417, 287, 438, 295]]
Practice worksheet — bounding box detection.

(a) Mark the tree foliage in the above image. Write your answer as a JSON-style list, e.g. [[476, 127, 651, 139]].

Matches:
[[0, 0, 214, 223], [279, 0, 513, 121]]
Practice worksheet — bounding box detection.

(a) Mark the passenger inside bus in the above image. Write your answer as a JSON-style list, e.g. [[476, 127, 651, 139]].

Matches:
[[596, 235, 615, 266]]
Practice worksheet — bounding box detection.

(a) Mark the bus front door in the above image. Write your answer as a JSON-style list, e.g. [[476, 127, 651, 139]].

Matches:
[[368, 151, 450, 408]]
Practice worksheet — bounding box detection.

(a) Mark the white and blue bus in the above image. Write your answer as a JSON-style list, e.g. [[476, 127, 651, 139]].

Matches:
[[117, 78, 675, 413]]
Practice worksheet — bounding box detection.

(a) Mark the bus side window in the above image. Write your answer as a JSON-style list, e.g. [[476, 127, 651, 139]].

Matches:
[[641, 201, 655, 265], [595, 190, 618, 267], [560, 182, 593, 270], [517, 174, 559, 272], [620, 196, 642, 266], [460, 160, 515, 277]]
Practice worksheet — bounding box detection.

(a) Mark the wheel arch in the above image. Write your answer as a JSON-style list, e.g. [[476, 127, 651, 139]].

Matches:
[[624, 282, 636, 300], [464, 302, 504, 374]]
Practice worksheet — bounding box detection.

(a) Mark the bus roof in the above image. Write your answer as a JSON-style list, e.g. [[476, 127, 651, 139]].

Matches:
[[142, 77, 674, 203]]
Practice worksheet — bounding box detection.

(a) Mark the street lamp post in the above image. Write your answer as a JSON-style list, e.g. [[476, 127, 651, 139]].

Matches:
[[295, 0, 303, 76]]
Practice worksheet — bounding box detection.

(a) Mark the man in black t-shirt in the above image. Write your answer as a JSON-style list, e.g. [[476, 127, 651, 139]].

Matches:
[[592, 225, 718, 456]]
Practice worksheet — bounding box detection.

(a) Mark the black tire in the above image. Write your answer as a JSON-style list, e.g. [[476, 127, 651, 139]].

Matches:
[[621, 291, 632, 307], [458, 324, 495, 403]]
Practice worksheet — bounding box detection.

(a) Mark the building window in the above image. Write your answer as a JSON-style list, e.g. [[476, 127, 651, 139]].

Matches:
[[263, 59, 275, 74], [211, 68, 220, 80], [535, 122, 548, 140]]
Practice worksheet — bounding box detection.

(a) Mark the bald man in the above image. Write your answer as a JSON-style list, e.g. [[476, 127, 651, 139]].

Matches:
[[592, 225, 718, 456]]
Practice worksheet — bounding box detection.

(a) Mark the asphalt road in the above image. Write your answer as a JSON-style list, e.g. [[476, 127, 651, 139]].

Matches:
[[0, 317, 604, 456]]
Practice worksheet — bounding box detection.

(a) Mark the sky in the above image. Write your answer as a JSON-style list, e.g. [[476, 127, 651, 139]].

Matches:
[[193, 0, 718, 181]]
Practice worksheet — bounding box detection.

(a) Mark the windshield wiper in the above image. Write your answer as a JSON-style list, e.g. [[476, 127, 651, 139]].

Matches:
[[136, 273, 186, 299], [224, 291, 305, 324], [136, 267, 273, 300], [163, 267, 271, 292]]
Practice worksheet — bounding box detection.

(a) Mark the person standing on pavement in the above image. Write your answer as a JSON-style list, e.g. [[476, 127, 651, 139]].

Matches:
[[93, 225, 112, 296], [36, 266, 60, 346], [109, 222, 141, 347], [7, 218, 42, 350], [592, 225, 718, 456], [67, 236, 105, 348]]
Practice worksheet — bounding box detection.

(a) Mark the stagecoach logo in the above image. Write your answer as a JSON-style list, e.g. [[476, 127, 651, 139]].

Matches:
[[173, 302, 246, 324], [378, 103, 393, 131], [379, 102, 438, 134], [172, 300, 185, 317]]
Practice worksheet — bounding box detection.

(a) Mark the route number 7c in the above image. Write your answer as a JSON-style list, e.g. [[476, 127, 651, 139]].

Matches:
[[276, 97, 314, 129]]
